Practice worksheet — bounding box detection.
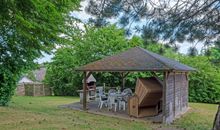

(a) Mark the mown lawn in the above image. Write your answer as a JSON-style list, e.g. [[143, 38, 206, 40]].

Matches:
[[0, 96, 218, 130]]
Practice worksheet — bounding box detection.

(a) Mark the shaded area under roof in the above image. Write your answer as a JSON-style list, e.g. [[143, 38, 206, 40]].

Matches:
[[76, 47, 196, 72]]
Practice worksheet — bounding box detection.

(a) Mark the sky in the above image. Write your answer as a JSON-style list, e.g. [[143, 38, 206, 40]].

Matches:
[[37, 0, 203, 64], [36, 53, 54, 64]]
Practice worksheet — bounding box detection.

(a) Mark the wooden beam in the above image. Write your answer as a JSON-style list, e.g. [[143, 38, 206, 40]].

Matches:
[[150, 71, 163, 84], [123, 72, 129, 78]]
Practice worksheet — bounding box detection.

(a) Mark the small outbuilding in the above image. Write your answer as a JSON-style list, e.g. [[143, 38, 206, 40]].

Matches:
[[16, 67, 51, 96], [75, 47, 196, 123], [17, 76, 34, 96]]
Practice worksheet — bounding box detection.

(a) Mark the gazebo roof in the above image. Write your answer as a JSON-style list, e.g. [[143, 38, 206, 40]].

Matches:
[[76, 47, 196, 72]]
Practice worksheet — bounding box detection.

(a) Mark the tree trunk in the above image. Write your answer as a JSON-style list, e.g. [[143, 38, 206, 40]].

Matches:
[[213, 103, 220, 130]]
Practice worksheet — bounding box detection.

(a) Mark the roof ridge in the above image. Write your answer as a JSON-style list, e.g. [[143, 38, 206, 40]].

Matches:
[[137, 47, 173, 70]]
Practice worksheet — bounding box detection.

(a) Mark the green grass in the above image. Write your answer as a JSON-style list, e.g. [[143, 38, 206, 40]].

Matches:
[[0, 96, 218, 130], [174, 103, 218, 130]]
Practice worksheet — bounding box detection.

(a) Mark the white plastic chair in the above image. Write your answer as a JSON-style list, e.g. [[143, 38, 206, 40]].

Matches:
[[118, 88, 132, 111], [122, 88, 132, 102], [98, 95, 108, 109], [122, 88, 132, 96], [118, 99, 126, 110], [108, 89, 116, 95], [96, 87, 104, 100], [88, 89, 96, 100], [108, 95, 117, 112]]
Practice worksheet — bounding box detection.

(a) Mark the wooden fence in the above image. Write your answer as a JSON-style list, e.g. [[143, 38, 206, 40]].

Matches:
[[16, 83, 52, 96]]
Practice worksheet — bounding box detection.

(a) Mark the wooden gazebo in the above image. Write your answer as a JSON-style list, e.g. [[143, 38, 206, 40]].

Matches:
[[75, 47, 195, 123]]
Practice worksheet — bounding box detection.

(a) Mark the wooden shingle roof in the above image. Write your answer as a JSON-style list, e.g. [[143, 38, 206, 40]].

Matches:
[[76, 47, 196, 72]]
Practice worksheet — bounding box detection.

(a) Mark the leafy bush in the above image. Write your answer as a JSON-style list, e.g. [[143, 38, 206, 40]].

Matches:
[[0, 69, 19, 106], [180, 56, 220, 103]]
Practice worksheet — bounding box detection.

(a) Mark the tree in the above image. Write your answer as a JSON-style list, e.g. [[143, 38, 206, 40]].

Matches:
[[45, 47, 80, 96], [85, 0, 220, 53], [45, 25, 130, 95], [0, 0, 80, 105]]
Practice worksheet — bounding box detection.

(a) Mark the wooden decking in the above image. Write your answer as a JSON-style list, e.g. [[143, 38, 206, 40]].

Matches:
[[59, 100, 162, 123]]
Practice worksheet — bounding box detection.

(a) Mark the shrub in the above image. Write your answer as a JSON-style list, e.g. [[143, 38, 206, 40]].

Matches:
[[180, 56, 220, 103]]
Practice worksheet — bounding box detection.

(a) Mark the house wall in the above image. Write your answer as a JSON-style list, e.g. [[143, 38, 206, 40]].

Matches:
[[163, 72, 188, 124]]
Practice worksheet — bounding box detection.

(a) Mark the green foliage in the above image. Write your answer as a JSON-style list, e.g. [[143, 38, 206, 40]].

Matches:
[[45, 47, 81, 96], [209, 47, 220, 65], [180, 56, 220, 103], [74, 25, 129, 65], [45, 25, 130, 95], [0, 0, 80, 105]]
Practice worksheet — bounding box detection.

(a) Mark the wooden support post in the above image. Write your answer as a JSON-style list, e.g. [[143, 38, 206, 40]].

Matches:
[[185, 72, 189, 108], [121, 72, 129, 91], [162, 71, 167, 123], [173, 72, 176, 117], [82, 71, 92, 110], [122, 73, 125, 91], [180, 72, 182, 112], [83, 71, 87, 111], [185, 72, 189, 81]]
